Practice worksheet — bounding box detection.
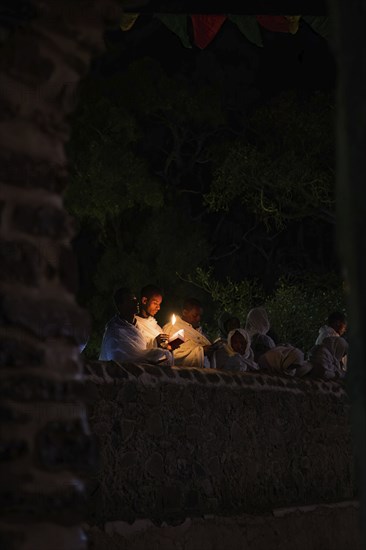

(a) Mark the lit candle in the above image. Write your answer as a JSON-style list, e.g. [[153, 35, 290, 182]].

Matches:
[[169, 314, 176, 337], [169, 313, 184, 343]]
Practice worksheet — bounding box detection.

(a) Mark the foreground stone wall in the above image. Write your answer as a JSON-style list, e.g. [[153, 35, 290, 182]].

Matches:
[[88, 503, 360, 550], [85, 361, 356, 529], [0, 2, 121, 549]]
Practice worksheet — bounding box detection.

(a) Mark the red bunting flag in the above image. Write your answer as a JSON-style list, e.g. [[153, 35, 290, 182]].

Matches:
[[256, 15, 296, 33], [191, 14, 227, 49]]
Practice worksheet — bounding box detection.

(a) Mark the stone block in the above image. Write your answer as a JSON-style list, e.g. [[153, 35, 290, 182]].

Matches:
[[0, 239, 45, 286], [207, 456, 221, 476], [120, 451, 139, 469], [120, 419, 135, 443], [0, 405, 30, 423], [186, 425, 201, 441], [160, 485, 182, 511], [0, 153, 68, 192], [145, 453, 164, 479], [36, 419, 95, 471], [0, 375, 79, 402], [105, 363, 128, 379], [181, 388, 195, 410], [177, 369, 192, 380], [12, 203, 71, 240], [144, 365, 164, 377], [117, 381, 138, 404], [122, 363, 143, 378], [0, 485, 86, 523], [1, 292, 89, 343], [0, 529, 25, 550], [0, 439, 28, 461], [146, 412, 164, 437], [0, 337, 44, 368], [142, 387, 161, 407]]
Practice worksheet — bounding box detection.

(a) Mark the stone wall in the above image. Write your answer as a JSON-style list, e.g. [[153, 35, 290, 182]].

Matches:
[[85, 361, 356, 535], [0, 2, 121, 549], [87, 503, 360, 550]]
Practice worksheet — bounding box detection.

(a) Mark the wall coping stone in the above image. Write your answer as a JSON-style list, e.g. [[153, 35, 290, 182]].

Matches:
[[84, 360, 347, 399]]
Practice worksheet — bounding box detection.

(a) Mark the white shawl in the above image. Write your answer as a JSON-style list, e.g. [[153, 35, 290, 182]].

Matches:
[[134, 315, 163, 348], [245, 307, 271, 337], [215, 329, 258, 372], [163, 315, 211, 368], [99, 315, 172, 366]]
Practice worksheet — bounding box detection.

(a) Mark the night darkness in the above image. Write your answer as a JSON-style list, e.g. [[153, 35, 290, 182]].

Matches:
[[0, 3, 363, 549], [66, 14, 340, 355]]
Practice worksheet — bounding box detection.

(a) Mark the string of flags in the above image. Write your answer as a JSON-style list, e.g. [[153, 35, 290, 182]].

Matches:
[[119, 14, 329, 49]]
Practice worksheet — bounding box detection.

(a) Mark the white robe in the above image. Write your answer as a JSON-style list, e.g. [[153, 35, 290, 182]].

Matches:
[[311, 336, 348, 378], [258, 345, 311, 377], [214, 329, 258, 372], [163, 315, 211, 368], [99, 315, 173, 366], [134, 315, 163, 348], [245, 307, 270, 337], [315, 325, 339, 345]]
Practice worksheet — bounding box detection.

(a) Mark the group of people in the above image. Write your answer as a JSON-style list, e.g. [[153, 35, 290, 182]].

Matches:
[[98, 284, 348, 380]]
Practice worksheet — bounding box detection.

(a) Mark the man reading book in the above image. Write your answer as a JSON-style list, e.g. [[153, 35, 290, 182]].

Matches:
[[99, 287, 173, 365], [134, 284, 171, 349], [163, 298, 214, 368]]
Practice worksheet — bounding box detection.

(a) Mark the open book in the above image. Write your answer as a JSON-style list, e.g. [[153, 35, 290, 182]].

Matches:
[[168, 329, 185, 351]]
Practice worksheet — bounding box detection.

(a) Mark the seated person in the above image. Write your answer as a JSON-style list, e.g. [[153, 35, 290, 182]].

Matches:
[[163, 298, 213, 368], [134, 284, 170, 349], [251, 333, 276, 362], [308, 336, 348, 379], [99, 287, 173, 366], [258, 344, 312, 377], [216, 311, 241, 342], [245, 307, 277, 349], [215, 329, 258, 372], [315, 311, 347, 345]]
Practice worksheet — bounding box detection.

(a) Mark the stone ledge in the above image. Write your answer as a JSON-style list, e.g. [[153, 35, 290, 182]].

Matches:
[[86, 502, 361, 550], [84, 360, 347, 398]]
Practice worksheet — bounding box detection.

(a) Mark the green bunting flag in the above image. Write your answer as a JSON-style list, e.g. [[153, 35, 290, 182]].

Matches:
[[228, 15, 263, 47], [155, 14, 192, 48], [302, 16, 332, 41]]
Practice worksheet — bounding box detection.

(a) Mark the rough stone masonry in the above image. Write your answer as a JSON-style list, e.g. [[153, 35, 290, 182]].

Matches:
[[84, 361, 358, 549]]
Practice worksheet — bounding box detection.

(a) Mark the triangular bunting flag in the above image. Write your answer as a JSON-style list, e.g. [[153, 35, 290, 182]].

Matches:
[[256, 15, 294, 33], [284, 15, 301, 34], [155, 14, 192, 49], [229, 15, 263, 47], [120, 13, 139, 32], [191, 14, 227, 49], [302, 16, 331, 40]]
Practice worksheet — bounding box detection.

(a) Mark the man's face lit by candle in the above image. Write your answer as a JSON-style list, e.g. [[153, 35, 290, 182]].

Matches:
[[141, 294, 163, 317], [182, 306, 202, 329]]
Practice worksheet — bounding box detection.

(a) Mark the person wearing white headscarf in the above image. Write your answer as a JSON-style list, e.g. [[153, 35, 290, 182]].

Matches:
[[308, 336, 348, 379], [315, 311, 347, 345], [245, 307, 270, 336], [245, 307, 276, 360], [214, 329, 258, 372], [258, 345, 312, 377]]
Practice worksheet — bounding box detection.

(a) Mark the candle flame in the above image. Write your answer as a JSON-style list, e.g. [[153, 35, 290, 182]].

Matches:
[[172, 314, 176, 326]]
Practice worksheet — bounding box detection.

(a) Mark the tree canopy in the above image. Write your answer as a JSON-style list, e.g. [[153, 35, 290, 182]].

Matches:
[[66, 31, 342, 356]]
